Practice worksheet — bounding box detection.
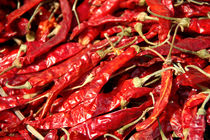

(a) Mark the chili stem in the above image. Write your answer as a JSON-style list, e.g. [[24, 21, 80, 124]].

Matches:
[[61, 128, 70, 140], [185, 65, 210, 78], [117, 107, 154, 134], [72, 0, 80, 29], [197, 94, 210, 115], [0, 86, 44, 140], [132, 67, 179, 87], [104, 133, 120, 140], [6, 81, 32, 89], [134, 23, 156, 46], [142, 47, 166, 61]]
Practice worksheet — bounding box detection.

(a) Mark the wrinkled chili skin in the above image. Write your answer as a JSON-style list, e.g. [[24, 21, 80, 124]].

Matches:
[[18, 43, 85, 74], [187, 19, 210, 35], [145, 0, 171, 42], [59, 46, 140, 112], [20, 0, 72, 66], [136, 64, 173, 131]]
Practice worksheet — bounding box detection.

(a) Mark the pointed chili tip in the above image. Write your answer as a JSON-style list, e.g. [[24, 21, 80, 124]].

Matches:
[[6, 81, 32, 89]]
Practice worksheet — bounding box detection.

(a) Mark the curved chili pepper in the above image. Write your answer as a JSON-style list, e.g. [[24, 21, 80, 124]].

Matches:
[[175, 3, 210, 18], [55, 46, 140, 113], [145, 0, 171, 42], [0, 93, 37, 112], [181, 93, 208, 129], [18, 43, 85, 74], [18, 0, 72, 66], [187, 18, 210, 35], [136, 64, 173, 131], [40, 45, 140, 118], [66, 100, 153, 140], [5, 0, 44, 29]]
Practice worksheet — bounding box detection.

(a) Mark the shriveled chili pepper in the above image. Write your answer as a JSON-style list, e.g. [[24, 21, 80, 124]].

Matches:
[[175, 3, 210, 18], [67, 100, 153, 140], [44, 129, 58, 140], [40, 45, 140, 118], [0, 93, 37, 112], [136, 63, 174, 130], [145, 0, 171, 42], [181, 93, 208, 131], [0, 0, 43, 33], [17, 42, 85, 74], [20, 0, 73, 66]]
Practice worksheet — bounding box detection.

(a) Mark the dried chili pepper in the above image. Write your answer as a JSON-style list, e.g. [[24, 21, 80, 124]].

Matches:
[[17, 42, 85, 74], [40, 45, 140, 118]]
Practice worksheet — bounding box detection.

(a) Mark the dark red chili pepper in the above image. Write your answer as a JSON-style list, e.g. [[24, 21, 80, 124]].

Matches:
[[119, 0, 146, 9], [170, 107, 183, 138], [149, 36, 210, 56], [145, 0, 171, 42], [5, 0, 44, 28], [0, 93, 37, 112], [175, 3, 210, 18], [18, 0, 72, 66], [187, 18, 210, 35], [162, 0, 174, 16], [44, 129, 58, 140], [18, 42, 85, 74], [66, 100, 153, 140], [136, 63, 173, 131], [182, 93, 208, 130], [40, 45, 140, 118], [0, 135, 24, 140]]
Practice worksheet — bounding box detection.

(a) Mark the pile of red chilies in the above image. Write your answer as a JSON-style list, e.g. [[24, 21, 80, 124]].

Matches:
[[0, 0, 210, 139]]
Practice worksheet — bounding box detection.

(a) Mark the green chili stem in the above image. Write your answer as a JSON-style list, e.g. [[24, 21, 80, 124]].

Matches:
[[142, 47, 166, 61], [72, 0, 80, 29], [157, 118, 168, 140], [197, 94, 210, 115], [6, 81, 32, 89], [0, 86, 44, 140], [185, 65, 210, 78], [104, 134, 120, 140], [117, 107, 154, 135]]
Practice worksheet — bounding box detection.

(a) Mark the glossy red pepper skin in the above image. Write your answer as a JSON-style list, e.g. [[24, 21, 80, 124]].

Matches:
[[188, 114, 206, 140], [17, 43, 85, 74], [131, 102, 179, 140], [58, 46, 140, 112], [136, 64, 173, 131], [40, 46, 140, 118], [145, 0, 171, 42], [20, 0, 72, 66], [175, 3, 210, 18], [182, 93, 208, 130], [44, 129, 58, 140], [0, 94, 35, 112], [187, 19, 210, 35]]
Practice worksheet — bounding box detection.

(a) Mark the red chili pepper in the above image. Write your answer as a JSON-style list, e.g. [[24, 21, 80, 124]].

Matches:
[[182, 93, 208, 129], [55, 46, 140, 113], [187, 18, 210, 35], [136, 63, 173, 131], [67, 100, 153, 140], [76, 0, 91, 22], [78, 27, 102, 45], [19, 0, 72, 66], [17, 43, 85, 74], [145, 0, 171, 42], [44, 129, 58, 140], [175, 3, 210, 18], [5, 0, 44, 28], [40, 45, 140, 118], [0, 93, 36, 112]]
